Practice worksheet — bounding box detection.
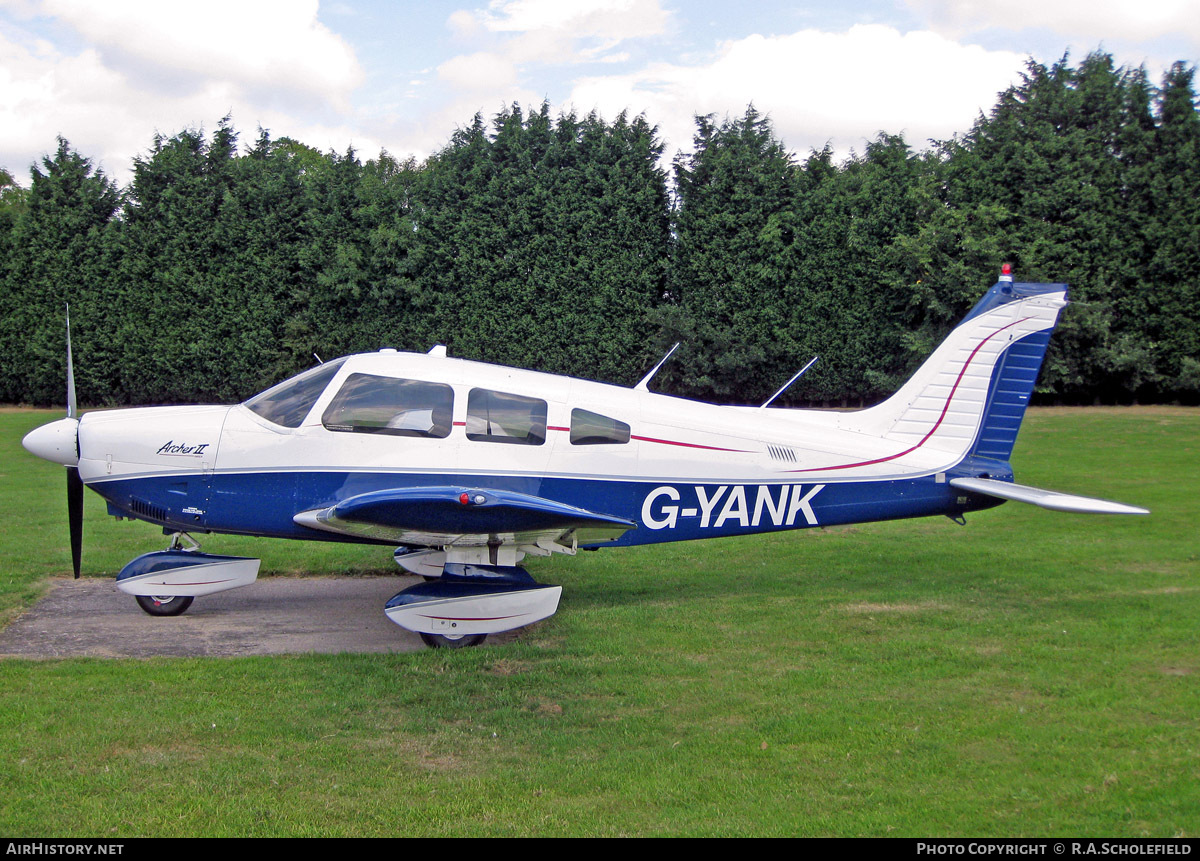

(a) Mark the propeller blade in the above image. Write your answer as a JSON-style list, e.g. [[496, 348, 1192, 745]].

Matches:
[[67, 466, 83, 578], [65, 304, 77, 420], [66, 305, 82, 577]]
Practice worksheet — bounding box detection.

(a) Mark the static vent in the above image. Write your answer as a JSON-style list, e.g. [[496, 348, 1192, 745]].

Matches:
[[130, 496, 168, 524], [767, 445, 797, 463]]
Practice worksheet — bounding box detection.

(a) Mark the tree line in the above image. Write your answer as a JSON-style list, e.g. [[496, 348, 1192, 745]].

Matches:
[[1, 51, 1197, 409]]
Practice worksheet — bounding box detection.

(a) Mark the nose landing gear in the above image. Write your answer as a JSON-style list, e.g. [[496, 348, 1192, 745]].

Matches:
[[116, 532, 261, 617]]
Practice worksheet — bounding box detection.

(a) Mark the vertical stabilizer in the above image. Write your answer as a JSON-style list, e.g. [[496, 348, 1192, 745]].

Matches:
[[833, 268, 1067, 475]]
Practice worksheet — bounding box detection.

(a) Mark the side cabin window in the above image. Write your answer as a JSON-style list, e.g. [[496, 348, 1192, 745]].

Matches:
[[244, 359, 347, 429], [570, 408, 630, 445], [322, 374, 453, 438], [466, 388, 546, 445]]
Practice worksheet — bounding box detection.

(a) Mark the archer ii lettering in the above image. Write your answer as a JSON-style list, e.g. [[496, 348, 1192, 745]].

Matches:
[[156, 441, 211, 457]]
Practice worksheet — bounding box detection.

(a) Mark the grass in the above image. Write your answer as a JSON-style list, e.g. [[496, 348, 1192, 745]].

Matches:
[[0, 406, 1196, 836]]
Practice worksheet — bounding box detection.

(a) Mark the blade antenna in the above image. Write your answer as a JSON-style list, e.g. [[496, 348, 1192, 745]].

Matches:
[[634, 343, 679, 392], [760, 356, 818, 408]]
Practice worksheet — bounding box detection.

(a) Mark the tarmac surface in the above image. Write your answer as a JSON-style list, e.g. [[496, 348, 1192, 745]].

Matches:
[[0, 575, 449, 658]]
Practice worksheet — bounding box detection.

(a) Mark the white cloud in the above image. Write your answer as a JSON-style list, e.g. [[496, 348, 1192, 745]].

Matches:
[[39, 0, 362, 110], [907, 0, 1200, 49], [450, 0, 672, 66], [0, 0, 369, 184], [437, 51, 520, 92], [448, 8, 484, 39], [479, 0, 671, 40], [5, 0, 1188, 191], [569, 25, 1028, 160], [412, 0, 673, 157], [0, 31, 136, 180]]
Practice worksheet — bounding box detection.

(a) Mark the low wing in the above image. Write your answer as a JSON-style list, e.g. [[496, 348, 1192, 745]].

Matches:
[[294, 485, 636, 547], [949, 477, 1149, 515]]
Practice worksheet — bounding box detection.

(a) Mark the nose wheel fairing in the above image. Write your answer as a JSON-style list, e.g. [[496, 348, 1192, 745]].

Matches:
[[115, 549, 261, 598]]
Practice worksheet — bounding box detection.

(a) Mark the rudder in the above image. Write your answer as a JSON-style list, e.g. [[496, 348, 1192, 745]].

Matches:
[[957, 271, 1067, 474]]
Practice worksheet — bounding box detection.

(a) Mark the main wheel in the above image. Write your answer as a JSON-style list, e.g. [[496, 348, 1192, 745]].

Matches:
[[135, 594, 194, 617], [419, 632, 487, 649]]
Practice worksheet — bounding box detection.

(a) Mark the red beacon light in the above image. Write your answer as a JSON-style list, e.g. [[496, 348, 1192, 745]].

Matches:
[[1000, 263, 1013, 282]]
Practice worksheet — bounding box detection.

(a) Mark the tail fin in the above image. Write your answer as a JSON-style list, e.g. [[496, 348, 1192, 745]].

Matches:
[[793, 269, 1147, 514], [952, 275, 1066, 475], [831, 269, 1068, 477]]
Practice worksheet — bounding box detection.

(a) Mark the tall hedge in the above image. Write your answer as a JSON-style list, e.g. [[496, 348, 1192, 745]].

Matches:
[[2, 53, 1197, 407]]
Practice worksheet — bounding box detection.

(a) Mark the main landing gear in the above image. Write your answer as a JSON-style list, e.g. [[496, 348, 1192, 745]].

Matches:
[[419, 632, 488, 649], [384, 562, 562, 649]]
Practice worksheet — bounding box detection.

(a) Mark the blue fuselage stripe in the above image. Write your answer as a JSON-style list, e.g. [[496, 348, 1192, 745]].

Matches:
[[91, 469, 1001, 547]]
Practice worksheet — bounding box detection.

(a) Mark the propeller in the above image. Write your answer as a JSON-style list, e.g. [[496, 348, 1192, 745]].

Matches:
[[65, 306, 83, 578], [20, 305, 86, 577]]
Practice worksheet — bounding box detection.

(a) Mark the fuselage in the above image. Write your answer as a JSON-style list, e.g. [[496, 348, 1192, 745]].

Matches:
[[70, 344, 1011, 549]]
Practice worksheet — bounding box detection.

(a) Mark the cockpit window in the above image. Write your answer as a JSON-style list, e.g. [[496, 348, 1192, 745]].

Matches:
[[244, 359, 347, 428], [466, 388, 546, 445], [570, 408, 631, 445], [323, 374, 453, 438]]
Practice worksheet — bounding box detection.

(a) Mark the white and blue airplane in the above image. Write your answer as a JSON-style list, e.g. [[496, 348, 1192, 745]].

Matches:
[[21, 266, 1148, 647]]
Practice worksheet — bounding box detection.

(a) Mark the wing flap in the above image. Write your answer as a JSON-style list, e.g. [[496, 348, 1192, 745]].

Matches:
[[295, 486, 636, 546], [950, 477, 1149, 515]]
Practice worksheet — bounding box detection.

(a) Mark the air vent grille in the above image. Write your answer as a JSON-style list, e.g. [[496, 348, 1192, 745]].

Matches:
[[130, 497, 168, 524], [767, 445, 797, 463]]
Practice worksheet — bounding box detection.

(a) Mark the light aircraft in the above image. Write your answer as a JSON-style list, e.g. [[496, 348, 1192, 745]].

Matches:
[[22, 266, 1148, 647]]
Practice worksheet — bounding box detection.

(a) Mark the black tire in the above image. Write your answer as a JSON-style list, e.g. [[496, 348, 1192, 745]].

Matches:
[[135, 594, 194, 617], [419, 632, 487, 649]]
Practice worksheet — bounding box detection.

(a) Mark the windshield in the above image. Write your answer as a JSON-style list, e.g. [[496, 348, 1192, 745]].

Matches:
[[243, 359, 347, 428]]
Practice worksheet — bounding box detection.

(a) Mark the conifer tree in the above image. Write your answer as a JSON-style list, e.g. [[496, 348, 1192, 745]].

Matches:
[[665, 106, 802, 402], [412, 103, 669, 382], [0, 139, 118, 405], [1143, 63, 1200, 398], [112, 120, 242, 402]]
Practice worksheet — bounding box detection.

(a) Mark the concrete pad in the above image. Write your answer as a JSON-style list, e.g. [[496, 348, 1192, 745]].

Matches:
[[0, 575, 442, 658]]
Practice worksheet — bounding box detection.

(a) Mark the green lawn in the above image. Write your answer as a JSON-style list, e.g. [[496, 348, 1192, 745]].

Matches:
[[0, 407, 1195, 836]]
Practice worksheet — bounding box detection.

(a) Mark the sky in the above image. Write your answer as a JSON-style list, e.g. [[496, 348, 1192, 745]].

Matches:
[[2, 0, 1198, 187]]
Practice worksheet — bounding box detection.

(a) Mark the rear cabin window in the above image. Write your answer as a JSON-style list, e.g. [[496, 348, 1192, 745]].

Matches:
[[570, 408, 631, 445], [322, 374, 453, 438], [466, 389, 547, 445], [244, 359, 347, 428]]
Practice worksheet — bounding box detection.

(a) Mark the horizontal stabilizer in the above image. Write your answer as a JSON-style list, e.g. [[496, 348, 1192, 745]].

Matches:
[[949, 477, 1149, 515], [295, 485, 636, 546]]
